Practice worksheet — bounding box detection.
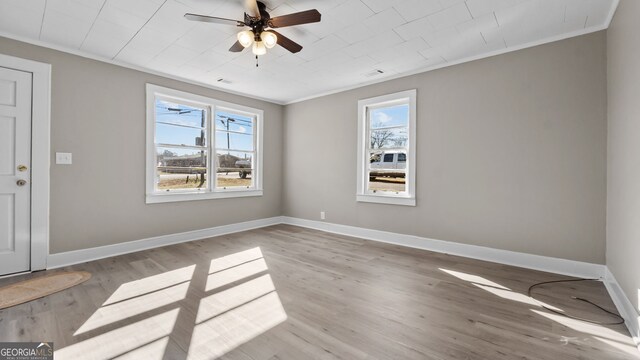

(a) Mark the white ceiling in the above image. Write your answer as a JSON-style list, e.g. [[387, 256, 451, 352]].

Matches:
[[0, 0, 617, 104]]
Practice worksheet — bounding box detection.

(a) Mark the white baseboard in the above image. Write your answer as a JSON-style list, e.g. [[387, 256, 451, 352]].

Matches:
[[604, 267, 640, 349], [46, 217, 284, 269], [48, 215, 605, 279], [280, 217, 605, 279]]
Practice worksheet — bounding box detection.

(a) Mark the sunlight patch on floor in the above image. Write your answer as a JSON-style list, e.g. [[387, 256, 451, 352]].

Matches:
[[206, 258, 269, 292], [114, 337, 170, 360], [64, 247, 287, 359], [473, 283, 564, 312], [439, 268, 511, 290], [209, 247, 264, 273], [531, 309, 633, 344], [593, 336, 640, 357], [75, 282, 190, 335], [196, 274, 276, 324], [57, 308, 180, 359], [187, 291, 287, 360], [439, 268, 565, 312], [103, 265, 195, 306]]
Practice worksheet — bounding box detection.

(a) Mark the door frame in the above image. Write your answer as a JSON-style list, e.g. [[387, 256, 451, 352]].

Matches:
[[0, 52, 51, 271]]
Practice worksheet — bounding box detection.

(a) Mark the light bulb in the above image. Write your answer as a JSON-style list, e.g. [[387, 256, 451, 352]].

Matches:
[[237, 30, 254, 48], [260, 31, 278, 49], [252, 41, 267, 55]]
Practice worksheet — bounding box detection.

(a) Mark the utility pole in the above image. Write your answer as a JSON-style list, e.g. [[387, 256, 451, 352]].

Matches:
[[200, 109, 205, 186], [220, 117, 236, 154]]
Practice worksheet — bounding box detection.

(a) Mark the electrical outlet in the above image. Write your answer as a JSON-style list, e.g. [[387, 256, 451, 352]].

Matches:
[[320, 211, 325, 220], [56, 152, 72, 165]]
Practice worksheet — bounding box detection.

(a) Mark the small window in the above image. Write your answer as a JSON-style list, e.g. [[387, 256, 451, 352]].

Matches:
[[357, 90, 416, 206], [146, 84, 263, 203]]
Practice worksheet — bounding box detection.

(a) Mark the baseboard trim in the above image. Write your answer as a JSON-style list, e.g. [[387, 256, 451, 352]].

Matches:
[[604, 267, 640, 349], [46, 217, 284, 269], [280, 217, 605, 279], [48, 215, 605, 279]]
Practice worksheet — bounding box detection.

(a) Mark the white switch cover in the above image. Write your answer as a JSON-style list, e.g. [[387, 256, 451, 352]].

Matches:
[[56, 152, 72, 165]]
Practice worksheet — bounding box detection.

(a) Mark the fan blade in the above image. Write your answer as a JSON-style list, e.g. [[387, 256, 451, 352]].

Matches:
[[270, 30, 303, 53], [184, 13, 243, 26], [229, 40, 246, 53], [268, 9, 321, 28], [244, 0, 260, 19]]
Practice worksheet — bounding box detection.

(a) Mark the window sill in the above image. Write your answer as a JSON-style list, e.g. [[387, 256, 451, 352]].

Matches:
[[356, 194, 416, 206], [146, 189, 263, 204]]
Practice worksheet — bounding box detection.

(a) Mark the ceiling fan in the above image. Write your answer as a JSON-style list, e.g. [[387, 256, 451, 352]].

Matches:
[[184, 0, 321, 56]]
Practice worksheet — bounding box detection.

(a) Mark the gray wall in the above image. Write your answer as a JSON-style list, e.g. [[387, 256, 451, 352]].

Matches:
[[284, 32, 608, 264], [607, 0, 640, 320], [0, 31, 610, 265], [0, 36, 284, 254]]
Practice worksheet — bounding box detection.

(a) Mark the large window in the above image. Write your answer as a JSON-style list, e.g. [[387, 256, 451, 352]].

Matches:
[[146, 84, 263, 203], [357, 90, 416, 206]]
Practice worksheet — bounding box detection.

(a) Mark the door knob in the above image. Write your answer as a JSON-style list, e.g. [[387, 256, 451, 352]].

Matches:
[[16, 179, 27, 186], [17, 165, 27, 172]]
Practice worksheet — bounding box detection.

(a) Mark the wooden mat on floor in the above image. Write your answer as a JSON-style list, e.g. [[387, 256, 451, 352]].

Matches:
[[0, 271, 91, 310]]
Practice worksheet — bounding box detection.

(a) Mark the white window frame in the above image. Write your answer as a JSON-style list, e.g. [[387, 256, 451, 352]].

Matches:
[[357, 89, 416, 206], [146, 84, 263, 204]]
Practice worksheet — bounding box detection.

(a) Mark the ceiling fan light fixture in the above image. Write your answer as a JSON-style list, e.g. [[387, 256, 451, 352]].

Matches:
[[260, 31, 278, 49], [237, 30, 254, 48], [252, 40, 267, 55], [185, 1, 321, 56]]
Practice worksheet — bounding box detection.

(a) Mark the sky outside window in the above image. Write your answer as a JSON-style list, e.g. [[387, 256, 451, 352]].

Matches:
[[215, 110, 254, 152], [155, 101, 254, 152], [155, 100, 206, 147], [370, 104, 409, 129]]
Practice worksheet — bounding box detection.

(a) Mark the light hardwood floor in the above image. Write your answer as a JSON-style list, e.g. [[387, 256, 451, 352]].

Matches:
[[0, 225, 638, 360]]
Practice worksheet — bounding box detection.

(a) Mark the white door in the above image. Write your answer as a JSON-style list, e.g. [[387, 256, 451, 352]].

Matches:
[[0, 66, 32, 276]]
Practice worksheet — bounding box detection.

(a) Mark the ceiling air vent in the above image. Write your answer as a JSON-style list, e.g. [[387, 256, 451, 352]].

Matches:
[[217, 78, 232, 84], [364, 69, 384, 78]]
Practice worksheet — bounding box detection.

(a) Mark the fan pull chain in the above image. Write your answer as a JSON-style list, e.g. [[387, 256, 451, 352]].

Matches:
[[256, 55, 259, 68]]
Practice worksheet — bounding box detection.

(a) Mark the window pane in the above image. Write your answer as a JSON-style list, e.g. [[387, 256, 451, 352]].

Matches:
[[215, 131, 254, 152], [368, 150, 407, 193], [370, 104, 409, 129], [156, 99, 206, 146], [156, 100, 206, 128], [156, 123, 206, 147], [398, 153, 406, 162], [368, 171, 406, 194], [370, 127, 407, 149], [216, 151, 253, 189], [156, 147, 207, 191], [215, 111, 254, 134]]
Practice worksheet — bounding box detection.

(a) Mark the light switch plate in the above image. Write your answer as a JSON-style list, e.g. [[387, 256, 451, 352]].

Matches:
[[56, 152, 72, 165]]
